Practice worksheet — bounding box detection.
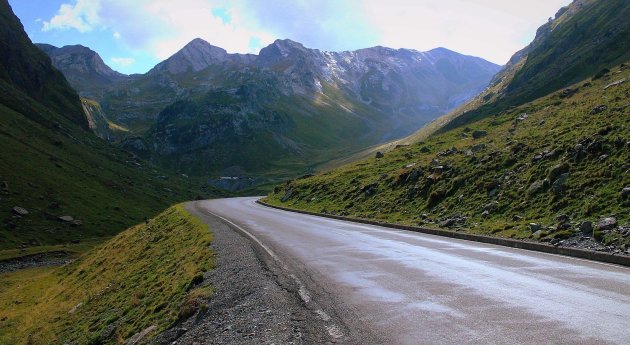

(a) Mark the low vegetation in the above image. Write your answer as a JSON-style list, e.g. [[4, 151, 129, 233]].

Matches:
[[266, 62, 630, 250], [0, 204, 214, 344]]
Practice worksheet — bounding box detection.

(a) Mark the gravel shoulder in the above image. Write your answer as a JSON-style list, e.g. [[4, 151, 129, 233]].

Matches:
[[155, 201, 372, 344]]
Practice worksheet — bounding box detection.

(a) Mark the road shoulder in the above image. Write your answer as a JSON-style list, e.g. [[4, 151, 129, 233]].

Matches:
[[156, 201, 352, 344]]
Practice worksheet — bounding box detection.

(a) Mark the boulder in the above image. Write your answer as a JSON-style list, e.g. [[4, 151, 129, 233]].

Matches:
[[529, 223, 542, 232], [375, 151, 384, 159], [552, 173, 569, 194], [589, 105, 607, 115], [555, 214, 569, 223], [59, 215, 74, 222], [622, 187, 630, 198], [472, 130, 487, 139], [596, 217, 617, 230], [528, 180, 546, 195], [12, 206, 29, 216], [580, 221, 593, 235]]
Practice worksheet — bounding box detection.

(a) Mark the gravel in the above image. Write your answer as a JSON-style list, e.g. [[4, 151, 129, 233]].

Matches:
[[155, 203, 348, 344], [0, 251, 71, 273]]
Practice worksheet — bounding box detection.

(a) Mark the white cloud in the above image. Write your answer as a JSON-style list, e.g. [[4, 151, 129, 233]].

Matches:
[[360, 0, 572, 64], [42, 0, 101, 33], [41, 0, 573, 66], [110, 57, 135, 67]]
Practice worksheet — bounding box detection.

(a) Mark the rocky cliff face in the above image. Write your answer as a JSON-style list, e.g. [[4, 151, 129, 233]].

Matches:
[[41, 37, 501, 179], [36, 43, 128, 99]]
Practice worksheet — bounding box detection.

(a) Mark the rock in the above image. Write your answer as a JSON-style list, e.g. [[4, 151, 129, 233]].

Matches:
[[59, 215, 74, 222], [621, 187, 630, 198], [481, 210, 490, 217], [589, 105, 607, 115], [580, 221, 593, 235], [516, 113, 529, 121], [420, 146, 431, 153], [532, 230, 544, 238], [12, 206, 29, 216], [71, 220, 83, 227], [68, 302, 83, 314], [472, 130, 487, 139], [551, 173, 569, 194], [439, 219, 456, 227], [482, 201, 498, 212], [471, 143, 486, 152], [529, 223, 542, 232], [125, 325, 157, 345], [512, 215, 524, 221], [361, 183, 379, 197], [528, 180, 546, 195], [547, 163, 569, 182], [375, 151, 384, 159], [597, 217, 617, 230], [555, 214, 569, 223], [603, 78, 626, 90]]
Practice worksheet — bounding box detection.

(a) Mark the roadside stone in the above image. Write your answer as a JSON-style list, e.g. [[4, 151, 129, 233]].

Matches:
[[532, 230, 544, 238], [529, 223, 542, 232], [125, 325, 157, 345], [12, 206, 29, 216], [597, 217, 617, 230], [472, 130, 487, 139], [555, 214, 569, 223], [580, 221, 593, 235], [59, 215, 74, 222]]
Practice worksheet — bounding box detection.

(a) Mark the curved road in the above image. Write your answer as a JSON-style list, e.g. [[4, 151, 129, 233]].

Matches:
[[191, 197, 630, 345]]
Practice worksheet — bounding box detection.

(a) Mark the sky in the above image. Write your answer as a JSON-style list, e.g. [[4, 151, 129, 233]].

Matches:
[[9, 0, 573, 74]]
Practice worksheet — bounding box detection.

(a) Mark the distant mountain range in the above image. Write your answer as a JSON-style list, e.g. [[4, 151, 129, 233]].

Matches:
[[266, 0, 630, 251], [38, 38, 500, 180]]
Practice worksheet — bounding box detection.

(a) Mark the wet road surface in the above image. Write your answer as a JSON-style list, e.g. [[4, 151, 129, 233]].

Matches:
[[193, 197, 630, 345]]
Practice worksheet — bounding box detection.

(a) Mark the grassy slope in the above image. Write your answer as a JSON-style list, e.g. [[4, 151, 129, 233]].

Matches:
[[0, 0, 226, 255], [0, 204, 214, 344], [266, 63, 630, 247], [0, 88, 223, 251]]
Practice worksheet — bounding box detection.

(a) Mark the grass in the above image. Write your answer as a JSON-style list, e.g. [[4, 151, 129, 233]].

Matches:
[[265, 62, 630, 248], [0, 204, 214, 344]]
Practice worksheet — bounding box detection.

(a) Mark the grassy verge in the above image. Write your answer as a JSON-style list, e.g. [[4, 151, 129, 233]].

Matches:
[[265, 63, 630, 248], [0, 204, 214, 344]]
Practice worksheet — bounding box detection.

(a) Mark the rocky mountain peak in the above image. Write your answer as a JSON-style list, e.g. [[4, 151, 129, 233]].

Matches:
[[257, 39, 314, 66], [36, 43, 124, 79], [149, 38, 256, 74]]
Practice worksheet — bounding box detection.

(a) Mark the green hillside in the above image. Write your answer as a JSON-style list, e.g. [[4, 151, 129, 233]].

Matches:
[[0, 205, 213, 344], [266, 62, 630, 249], [438, 0, 630, 132], [0, 0, 224, 253]]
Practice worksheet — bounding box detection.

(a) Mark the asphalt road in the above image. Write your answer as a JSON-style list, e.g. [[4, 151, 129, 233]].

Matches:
[[193, 197, 630, 345]]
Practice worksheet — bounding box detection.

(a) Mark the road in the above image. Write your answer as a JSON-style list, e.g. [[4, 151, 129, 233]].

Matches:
[[192, 197, 630, 345]]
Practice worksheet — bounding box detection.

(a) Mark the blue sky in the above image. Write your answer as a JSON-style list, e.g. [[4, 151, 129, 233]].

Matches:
[[10, 0, 572, 74]]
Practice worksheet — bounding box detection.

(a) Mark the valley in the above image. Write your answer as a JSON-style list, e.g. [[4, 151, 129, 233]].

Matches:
[[1, 0, 629, 344]]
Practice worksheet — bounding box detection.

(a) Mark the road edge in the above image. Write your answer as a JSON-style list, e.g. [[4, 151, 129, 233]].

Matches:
[[256, 200, 630, 267]]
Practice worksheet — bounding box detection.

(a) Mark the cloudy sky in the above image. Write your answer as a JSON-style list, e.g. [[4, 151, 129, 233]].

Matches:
[[10, 0, 572, 74]]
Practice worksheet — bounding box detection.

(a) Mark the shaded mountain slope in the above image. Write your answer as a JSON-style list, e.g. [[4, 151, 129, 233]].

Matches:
[[0, 0, 223, 251]]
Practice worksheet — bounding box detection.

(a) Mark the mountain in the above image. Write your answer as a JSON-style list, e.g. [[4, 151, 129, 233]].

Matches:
[[264, 0, 630, 252], [35, 43, 129, 99], [0, 0, 222, 251], [48, 38, 498, 180], [0, 5, 86, 129], [432, 0, 630, 133]]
